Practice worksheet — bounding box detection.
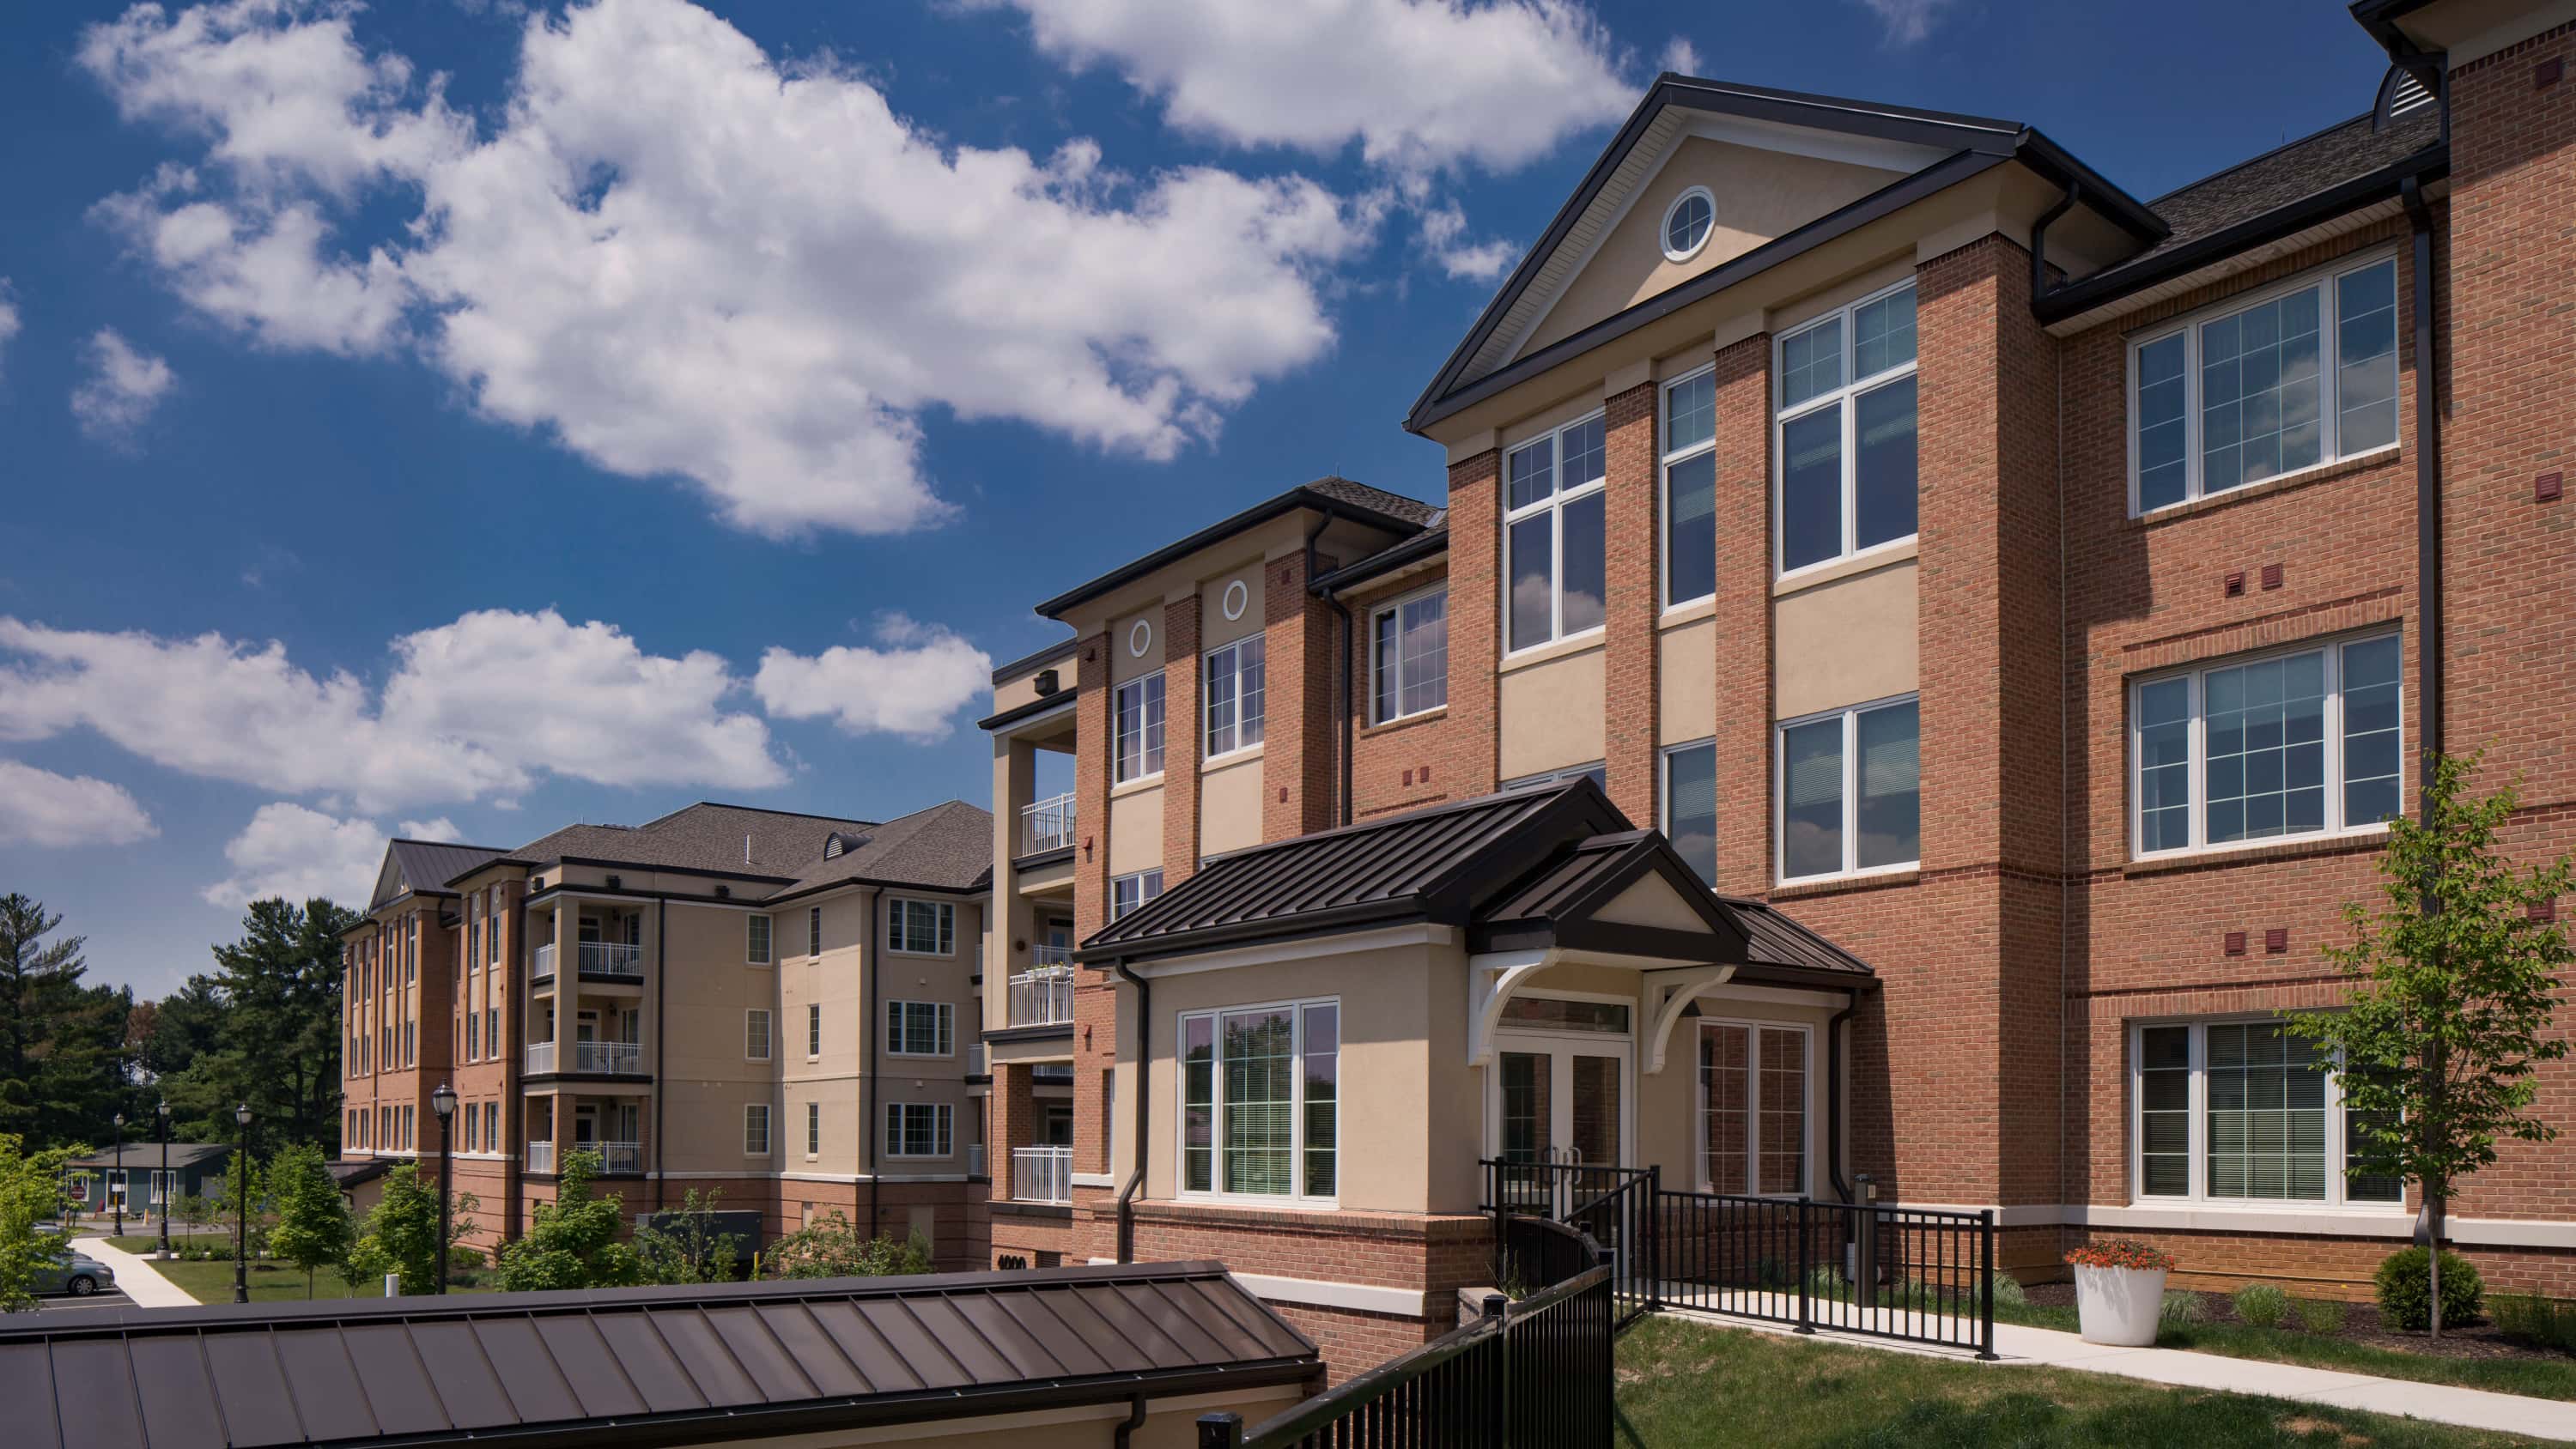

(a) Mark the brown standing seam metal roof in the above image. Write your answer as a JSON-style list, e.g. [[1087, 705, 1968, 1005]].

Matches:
[[0, 1261, 1316, 1449]]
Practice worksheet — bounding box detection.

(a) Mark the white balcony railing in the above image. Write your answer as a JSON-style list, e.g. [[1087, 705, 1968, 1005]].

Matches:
[[578, 941, 645, 979], [1021, 794, 1076, 855], [1007, 967, 1074, 1027], [966, 1042, 987, 1076], [532, 943, 558, 982], [1012, 1145, 1072, 1203], [595, 1142, 643, 1175], [968, 1143, 987, 1179], [1033, 941, 1073, 972], [574, 1040, 643, 1074], [526, 1042, 556, 1074], [526, 1140, 555, 1174]]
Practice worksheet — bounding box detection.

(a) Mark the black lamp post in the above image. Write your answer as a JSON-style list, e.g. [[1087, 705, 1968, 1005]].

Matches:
[[430, 1083, 457, 1294], [112, 1113, 125, 1237], [231, 1103, 251, 1305], [156, 1100, 171, 1257]]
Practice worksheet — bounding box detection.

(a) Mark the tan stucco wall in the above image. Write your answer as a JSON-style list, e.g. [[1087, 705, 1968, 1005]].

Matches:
[[1498, 643, 1607, 779], [1656, 616, 1717, 745], [1772, 557, 1919, 719], [1110, 606, 1166, 685], [659, 898, 793, 1175], [1108, 784, 1165, 875], [1197, 749, 1265, 858], [1200, 561, 1266, 651]]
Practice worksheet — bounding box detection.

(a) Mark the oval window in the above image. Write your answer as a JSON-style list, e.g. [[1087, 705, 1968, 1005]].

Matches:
[[1221, 579, 1249, 621], [1127, 619, 1152, 657], [1662, 187, 1716, 262]]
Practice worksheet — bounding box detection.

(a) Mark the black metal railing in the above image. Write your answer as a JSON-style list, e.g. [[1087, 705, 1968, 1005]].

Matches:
[[1198, 1263, 1615, 1449]]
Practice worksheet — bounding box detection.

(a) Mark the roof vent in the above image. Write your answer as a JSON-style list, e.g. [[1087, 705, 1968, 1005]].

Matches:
[[2373, 64, 2438, 130], [823, 831, 872, 859]]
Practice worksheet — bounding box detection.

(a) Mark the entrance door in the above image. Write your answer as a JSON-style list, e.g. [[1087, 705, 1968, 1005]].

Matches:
[[1487, 1022, 1632, 1213]]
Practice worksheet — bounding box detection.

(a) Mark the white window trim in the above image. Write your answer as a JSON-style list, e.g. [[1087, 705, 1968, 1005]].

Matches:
[[885, 898, 957, 958], [2128, 629, 2403, 862], [1697, 1018, 1814, 1197], [1661, 363, 1718, 612], [1370, 583, 1449, 725], [1176, 995, 1340, 1210], [1661, 185, 1717, 263], [746, 913, 773, 967], [806, 1100, 821, 1160], [745, 1008, 772, 1063], [2127, 247, 2403, 518], [1661, 737, 1719, 887], [1111, 869, 1164, 922], [1504, 761, 1607, 793], [1203, 635, 1267, 761], [743, 1103, 771, 1158], [1772, 693, 1920, 885], [1503, 413, 1608, 658], [885, 999, 956, 1058], [1773, 278, 1920, 581], [807, 906, 823, 960], [2127, 1017, 2405, 1214], [1113, 670, 1168, 785], [807, 1003, 822, 1061], [883, 1101, 956, 1159]]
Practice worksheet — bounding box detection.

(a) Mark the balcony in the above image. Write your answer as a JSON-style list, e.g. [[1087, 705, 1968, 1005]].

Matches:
[[578, 941, 644, 980], [574, 1040, 644, 1074], [532, 943, 557, 985], [1007, 967, 1074, 1028], [526, 1042, 556, 1074], [526, 1140, 555, 1173], [1021, 794, 1076, 855], [593, 1142, 643, 1175], [1012, 1145, 1072, 1204]]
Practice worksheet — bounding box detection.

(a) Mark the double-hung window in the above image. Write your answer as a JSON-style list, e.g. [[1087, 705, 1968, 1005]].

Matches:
[[1504, 414, 1607, 652], [1700, 1021, 1809, 1196], [2131, 633, 2402, 857], [2134, 1019, 2403, 1207], [1114, 672, 1167, 782], [1777, 695, 1920, 882], [1111, 869, 1164, 921], [1204, 637, 1267, 757], [746, 913, 772, 966], [806, 1003, 822, 1059], [1662, 741, 1719, 886], [807, 906, 823, 958], [1370, 585, 1448, 722], [887, 899, 955, 956], [1180, 999, 1338, 1202], [2131, 253, 2399, 514], [884, 1102, 953, 1158], [806, 1101, 820, 1157], [886, 1001, 954, 1057], [745, 1008, 772, 1062], [743, 1103, 770, 1156], [1662, 367, 1718, 608], [1776, 281, 1917, 575]]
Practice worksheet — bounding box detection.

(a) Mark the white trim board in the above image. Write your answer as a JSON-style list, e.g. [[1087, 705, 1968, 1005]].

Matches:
[[1892, 1201, 2576, 1248], [1086, 1261, 1433, 1319]]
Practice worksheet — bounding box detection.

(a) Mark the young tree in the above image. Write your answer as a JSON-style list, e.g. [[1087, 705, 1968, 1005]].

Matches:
[[765, 1210, 932, 1280], [213, 1149, 271, 1258], [494, 1149, 642, 1292], [0, 1132, 76, 1313], [343, 1163, 479, 1294], [267, 1143, 354, 1297], [632, 1187, 747, 1286], [2287, 752, 2574, 1337]]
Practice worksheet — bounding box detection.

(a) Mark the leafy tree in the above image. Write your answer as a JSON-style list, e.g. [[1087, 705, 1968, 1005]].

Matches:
[[766, 1210, 931, 1280], [2287, 752, 2573, 1337], [0, 895, 133, 1149], [632, 1187, 746, 1285], [213, 1149, 272, 1258], [343, 1163, 479, 1294], [267, 1143, 354, 1297], [494, 1149, 642, 1291], [0, 1132, 76, 1313]]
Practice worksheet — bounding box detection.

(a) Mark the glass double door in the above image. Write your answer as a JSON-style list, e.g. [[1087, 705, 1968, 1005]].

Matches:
[[1489, 1033, 1631, 1174]]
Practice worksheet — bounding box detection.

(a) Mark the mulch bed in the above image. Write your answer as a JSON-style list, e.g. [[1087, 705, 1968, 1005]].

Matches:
[[2022, 1280, 2573, 1364]]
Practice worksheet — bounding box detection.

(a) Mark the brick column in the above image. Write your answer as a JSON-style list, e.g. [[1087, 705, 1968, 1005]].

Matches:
[[1603, 380, 1661, 824], [1443, 449, 1504, 798], [1069, 631, 1118, 1258], [1707, 335, 1774, 894], [1162, 595, 1203, 883], [1263, 550, 1338, 840]]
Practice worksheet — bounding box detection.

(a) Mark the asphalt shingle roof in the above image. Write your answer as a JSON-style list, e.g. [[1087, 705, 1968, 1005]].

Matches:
[[453, 800, 992, 895]]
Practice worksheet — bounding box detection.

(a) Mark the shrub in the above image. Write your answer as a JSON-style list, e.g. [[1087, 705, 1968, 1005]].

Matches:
[[2160, 1290, 2208, 1328], [1803, 1264, 1846, 1300], [2233, 1282, 2289, 1330], [2064, 1239, 2175, 1272], [2491, 1293, 2576, 1352], [2374, 1248, 2483, 1331], [1990, 1274, 2029, 1310], [447, 1246, 487, 1270], [2294, 1297, 2347, 1334]]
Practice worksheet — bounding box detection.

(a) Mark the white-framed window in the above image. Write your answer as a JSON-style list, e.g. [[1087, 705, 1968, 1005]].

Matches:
[[1114, 671, 1167, 783], [806, 1002, 822, 1059], [1777, 694, 1920, 883], [2131, 632, 2403, 858], [745, 1009, 772, 1062], [487, 886, 501, 964], [2132, 1018, 2403, 1208], [466, 1011, 480, 1062], [1504, 413, 1607, 652], [1370, 585, 1448, 723], [1662, 366, 1718, 609], [1662, 740, 1718, 887], [806, 1101, 821, 1157], [884, 1102, 954, 1158], [1504, 761, 1607, 793], [747, 913, 772, 966], [1111, 869, 1164, 921], [807, 906, 823, 958], [887, 899, 956, 956], [1662, 185, 1716, 262], [1204, 636, 1267, 757], [2130, 252, 2400, 515], [484, 1101, 499, 1153], [1700, 1021, 1810, 1196], [1180, 998, 1338, 1203], [1775, 280, 1917, 577], [886, 1000, 954, 1057], [744, 1103, 771, 1157]]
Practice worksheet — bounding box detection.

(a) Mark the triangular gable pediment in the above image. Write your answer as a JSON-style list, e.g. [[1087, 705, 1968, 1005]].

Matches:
[[1594, 872, 1717, 935], [368, 847, 408, 914]]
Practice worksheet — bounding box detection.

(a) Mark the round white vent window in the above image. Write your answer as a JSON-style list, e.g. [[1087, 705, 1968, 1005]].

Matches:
[[1662, 186, 1716, 262], [1127, 619, 1152, 657], [1221, 579, 1249, 621]]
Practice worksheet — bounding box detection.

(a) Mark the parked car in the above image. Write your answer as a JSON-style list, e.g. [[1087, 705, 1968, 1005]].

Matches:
[[34, 1255, 113, 1297]]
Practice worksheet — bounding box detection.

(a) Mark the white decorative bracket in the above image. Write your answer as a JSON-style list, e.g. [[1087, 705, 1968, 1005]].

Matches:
[[1466, 949, 1556, 1067], [1641, 966, 1736, 1074]]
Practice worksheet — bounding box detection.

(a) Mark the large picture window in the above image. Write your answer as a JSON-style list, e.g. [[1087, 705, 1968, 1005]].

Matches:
[[2134, 1020, 2403, 1207], [1662, 740, 1718, 886], [886, 899, 956, 956], [1181, 999, 1338, 1202], [1700, 1022, 1807, 1196], [1776, 281, 1917, 575], [1371, 586, 1448, 723], [1505, 414, 1607, 652], [1205, 637, 1267, 757], [746, 913, 772, 966], [885, 1000, 954, 1057], [1663, 367, 1717, 608], [1114, 671, 1167, 783], [2131, 633, 2402, 858], [2131, 253, 2399, 514], [1776, 695, 1919, 883], [743, 1103, 770, 1157], [884, 1102, 953, 1158]]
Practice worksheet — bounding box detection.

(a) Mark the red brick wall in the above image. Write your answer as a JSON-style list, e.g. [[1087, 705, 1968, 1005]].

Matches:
[[1602, 381, 1661, 824], [1162, 596, 1204, 878], [1706, 335, 1775, 894], [1346, 563, 1464, 820], [1265, 550, 1340, 839]]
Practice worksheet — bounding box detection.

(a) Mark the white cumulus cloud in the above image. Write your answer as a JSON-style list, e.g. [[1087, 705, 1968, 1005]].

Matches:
[[0, 282, 21, 380], [201, 801, 382, 908], [752, 615, 993, 743], [70, 328, 176, 441], [1855, 0, 1952, 45], [80, 0, 1371, 537], [397, 816, 462, 842], [0, 760, 159, 848]]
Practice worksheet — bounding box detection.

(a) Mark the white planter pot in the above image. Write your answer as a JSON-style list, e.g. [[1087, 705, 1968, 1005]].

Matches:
[[2074, 1264, 2167, 1346]]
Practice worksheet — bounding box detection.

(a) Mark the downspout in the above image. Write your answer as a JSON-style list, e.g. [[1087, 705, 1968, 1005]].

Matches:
[[653, 895, 668, 1216], [868, 889, 882, 1241], [2401, 172, 2448, 1255], [2026, 183, 2080, 308], [1110, 1393, 1147, 1449], [1827, 990, 1857, 1204], [1112, 958, 1148, 1264], [1299, 510, 1358, 827]]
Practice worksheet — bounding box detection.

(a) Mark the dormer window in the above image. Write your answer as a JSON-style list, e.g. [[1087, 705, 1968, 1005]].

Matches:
[[1662, 186, 1716, 262]]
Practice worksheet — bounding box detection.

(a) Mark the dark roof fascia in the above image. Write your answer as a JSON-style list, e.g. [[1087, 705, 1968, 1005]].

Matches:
[[981, 1022, 1077, 1045], [1473, 918, 1758, 961], [758, 872, 992, 909], [1408, 149, 2011, 434], [1012, 845, 1076, 873], [1312, 526, 1450, 595], [521, 1071, 655, 1087], [2035, 143, 2448, 324], [2012, 126, 2166, 240], [1468, 832, 1753, 960], [990, 634, 1080, 685], [447, 855, 537, 885], [520, 881, 758, 911], [1032, 483, 1431, 620], [980, 688, 1078, 733], [1075, 898, 1431, 967], [2350, 0, 2439, 53], [1731, 961, 1884, 991], [551, 854, 801, 885]]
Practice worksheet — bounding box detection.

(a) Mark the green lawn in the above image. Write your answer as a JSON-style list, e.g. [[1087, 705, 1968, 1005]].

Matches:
[[147, 1257, 493, 1304], [1616, 1315, 2537, 1448]]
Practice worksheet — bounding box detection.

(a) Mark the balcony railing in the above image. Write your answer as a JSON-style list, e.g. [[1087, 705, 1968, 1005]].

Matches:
[[526, 1042, 556, 1074], [966, 1042, 988, 1076], [594, 1142, 643, 1175], [526, 1140, 555, 1174], [1021, 794, 1076, 855], [967, 1143, 987, 1179], [1012, 1145, 1072, 1204], [578, 941, 644, 979], [1007, 967, 1074, 1027], [532, 943, 557, 984], [1033, 941, 1072, 971], [574, 1040, 644, 1074]]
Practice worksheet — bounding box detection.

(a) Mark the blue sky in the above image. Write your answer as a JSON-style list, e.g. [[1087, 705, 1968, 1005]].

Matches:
[[0, 0, 2399, 1000]]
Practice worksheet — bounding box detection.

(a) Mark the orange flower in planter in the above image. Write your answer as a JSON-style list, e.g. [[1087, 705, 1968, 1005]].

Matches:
[[2064, 1239, 2176, 1272]]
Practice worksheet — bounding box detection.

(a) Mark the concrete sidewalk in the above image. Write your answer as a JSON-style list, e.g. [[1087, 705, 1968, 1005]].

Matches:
[[70, 1236, 200, 1308], [1667, 1306, 2576, 1442]]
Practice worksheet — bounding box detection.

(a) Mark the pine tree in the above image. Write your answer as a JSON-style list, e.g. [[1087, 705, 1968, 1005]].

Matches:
[[267, 1143, 354, 1298], [0, 895, 130, 1150]]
